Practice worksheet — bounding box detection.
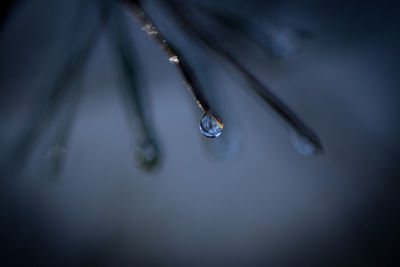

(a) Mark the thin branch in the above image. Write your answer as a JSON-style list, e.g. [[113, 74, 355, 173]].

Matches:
[[108, 7, 160, 170], [119, 0, 215, 113], [162, 0, 322, 151]]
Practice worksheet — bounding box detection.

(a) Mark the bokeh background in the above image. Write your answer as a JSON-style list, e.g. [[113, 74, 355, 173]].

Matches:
[[0, 0, 399, 266]]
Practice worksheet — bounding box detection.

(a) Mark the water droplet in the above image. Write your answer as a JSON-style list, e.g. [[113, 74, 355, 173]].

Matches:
[[169, 55, 179, 63], [199, 111, 223, 138], [133, 138, 159, 170], [291, 133, 317, 156]]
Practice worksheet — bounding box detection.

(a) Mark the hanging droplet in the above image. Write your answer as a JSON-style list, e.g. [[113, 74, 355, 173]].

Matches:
[[133, 138, 160, 170], [199, 111, 223, 138], [291, 132, 317, 156]]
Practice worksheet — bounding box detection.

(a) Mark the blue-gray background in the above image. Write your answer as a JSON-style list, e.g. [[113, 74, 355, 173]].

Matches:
[[0, 0, 399, 266]]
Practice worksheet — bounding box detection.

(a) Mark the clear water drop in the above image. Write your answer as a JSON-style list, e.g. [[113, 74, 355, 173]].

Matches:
[[291, 133, 317, 156], [199, 111, 223, 138]]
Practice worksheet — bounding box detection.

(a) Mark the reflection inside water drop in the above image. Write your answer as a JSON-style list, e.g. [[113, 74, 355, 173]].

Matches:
[[291, 133, 317, 156], [199, 111, 223, 138]]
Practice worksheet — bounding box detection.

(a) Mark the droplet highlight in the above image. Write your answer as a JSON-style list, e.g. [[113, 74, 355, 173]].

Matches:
[[199, 111, 223, 138]]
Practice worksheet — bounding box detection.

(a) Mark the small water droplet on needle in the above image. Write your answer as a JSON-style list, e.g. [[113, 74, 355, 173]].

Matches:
[[199, 111, 223, 138]]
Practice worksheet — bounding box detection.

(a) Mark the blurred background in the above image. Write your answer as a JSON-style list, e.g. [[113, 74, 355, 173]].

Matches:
[[0, 0, 399, 266]]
